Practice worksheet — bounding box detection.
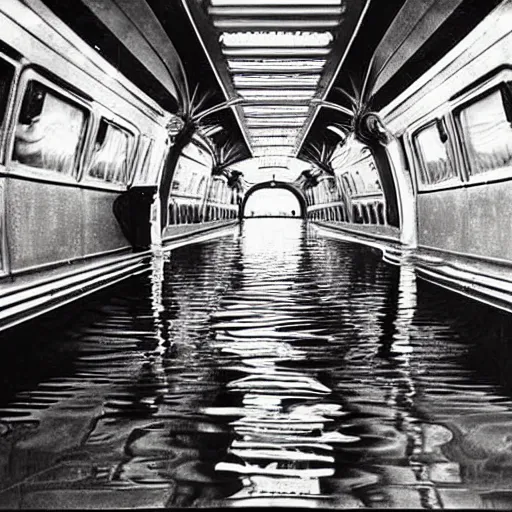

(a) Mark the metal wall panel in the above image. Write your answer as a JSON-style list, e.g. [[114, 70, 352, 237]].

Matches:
[[467, 181, 512, 261], [417, 188, 468, 253], [5, 178, 83, 271], [5, 178, 131, 273], [81, 188, 130, 257]]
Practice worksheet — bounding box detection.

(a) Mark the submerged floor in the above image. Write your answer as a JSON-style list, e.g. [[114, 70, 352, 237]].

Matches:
[[1, 219, 512, 508]]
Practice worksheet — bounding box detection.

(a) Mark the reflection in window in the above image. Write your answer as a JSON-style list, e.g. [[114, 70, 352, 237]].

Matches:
[[459, 89, 512, 176], [414, 123, 456, 186], [13, 81, 86, 175], [139, 138, 154, 182], [89, 120, 132, 184]]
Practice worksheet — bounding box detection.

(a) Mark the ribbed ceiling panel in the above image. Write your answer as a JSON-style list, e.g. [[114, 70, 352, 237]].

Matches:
[[207, 0, 348, 157]]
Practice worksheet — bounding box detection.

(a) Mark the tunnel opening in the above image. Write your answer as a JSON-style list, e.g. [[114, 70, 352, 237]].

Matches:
[[241, 182, 307, 219]]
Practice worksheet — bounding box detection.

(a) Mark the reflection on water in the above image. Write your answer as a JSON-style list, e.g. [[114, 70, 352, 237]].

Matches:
[[1, 218, 512, 508]]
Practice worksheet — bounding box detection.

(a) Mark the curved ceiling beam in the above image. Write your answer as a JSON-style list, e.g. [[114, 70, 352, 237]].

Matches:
[[327, 125, 349, 141], [181, 0, 252, 154], [194, 97, 245, 123], [310, 99, 354, 118], [294, 0, 372, 157], [80, 0, 189, 110], [363, 0, 465, 99]]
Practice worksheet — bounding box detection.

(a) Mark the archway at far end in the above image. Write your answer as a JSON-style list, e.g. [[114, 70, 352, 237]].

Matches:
[[240, 181, 307, 219]]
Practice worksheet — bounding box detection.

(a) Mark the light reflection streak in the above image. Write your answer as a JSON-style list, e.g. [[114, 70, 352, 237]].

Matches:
[[380, 265, 444, 507], [150, 253, 166, 355], [204, 220, 359, 504]]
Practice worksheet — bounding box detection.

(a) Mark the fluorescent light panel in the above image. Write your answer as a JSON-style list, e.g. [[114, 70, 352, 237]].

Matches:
[[223, 47, 331, 57], [227, 59, 326, 72], [249, 128, 299, 135], [246, 118, 307, 127], [251, 139, 296, 146], [253, 147, 295, 156], [240, 89, 316, 99], [233, 75, 321, 88], [214, 19, 339, 29], [210, 6, 344, 16], [211, 0, 342, 5], [243, 106, 310, 115], [220, 31, 333, 48]]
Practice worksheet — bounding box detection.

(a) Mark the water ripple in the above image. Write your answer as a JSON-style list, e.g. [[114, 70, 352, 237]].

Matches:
[[1, 219, 512, 508]]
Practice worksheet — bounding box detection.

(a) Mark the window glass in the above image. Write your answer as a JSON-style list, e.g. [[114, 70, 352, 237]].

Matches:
[[89, 119, 132, 184], [211, 180, 219, 201], [341, 175, 353, 195], [458, 89, 512, 176], [187, 172, 198, 195], [352, 169, 365, 194], [139, 138, 154, 182], [13, 81, 86, 175], [197, 176, 206, 196], [414, 122, 456, 186]]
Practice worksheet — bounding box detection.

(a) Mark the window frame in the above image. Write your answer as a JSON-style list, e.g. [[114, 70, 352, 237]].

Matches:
[[452, 73, 512, 186], [7, 68, 91, 184], [82, 113, 138, 189], [0, 53, 19, 166], [411, 114, 462, 192], [136, 135, 155, 184]]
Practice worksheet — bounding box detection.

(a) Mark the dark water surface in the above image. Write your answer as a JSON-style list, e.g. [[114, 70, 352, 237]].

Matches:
[[1, 219, 512, 508]]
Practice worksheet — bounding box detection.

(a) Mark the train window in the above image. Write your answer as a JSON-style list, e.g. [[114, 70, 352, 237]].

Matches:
[[457, 88, 512, 176], [187, 172, 198, 195], [139, 138, 154, 182], [88, 119, 133, 184], [413, 122, 457, 186], [197, 176, 206, 196], [13, 81, 86, 175], [171, 204, 177, 225], [341, 175, 352, 195], [353, 205, 362, 223], [377, 203, 385, 225], [397, 135, 410, 172]]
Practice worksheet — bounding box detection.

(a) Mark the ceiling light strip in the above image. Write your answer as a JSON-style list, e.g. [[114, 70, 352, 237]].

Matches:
[[220, 31, 334, 48], [213, 19, 340, 30], [210, 7, 344, 16], [246, 120, 308, 127], [227, 59, 326, 71], [211, 0, 343, 5], [233, 74, 321, 84], [223, 47, 332, 57]]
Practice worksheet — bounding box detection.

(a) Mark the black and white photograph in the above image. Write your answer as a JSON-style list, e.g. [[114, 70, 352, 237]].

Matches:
[[0, 0, 512, 509]]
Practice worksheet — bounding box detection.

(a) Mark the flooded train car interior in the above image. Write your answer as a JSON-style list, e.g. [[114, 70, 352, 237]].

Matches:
[[1, 0, 512, 509]]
